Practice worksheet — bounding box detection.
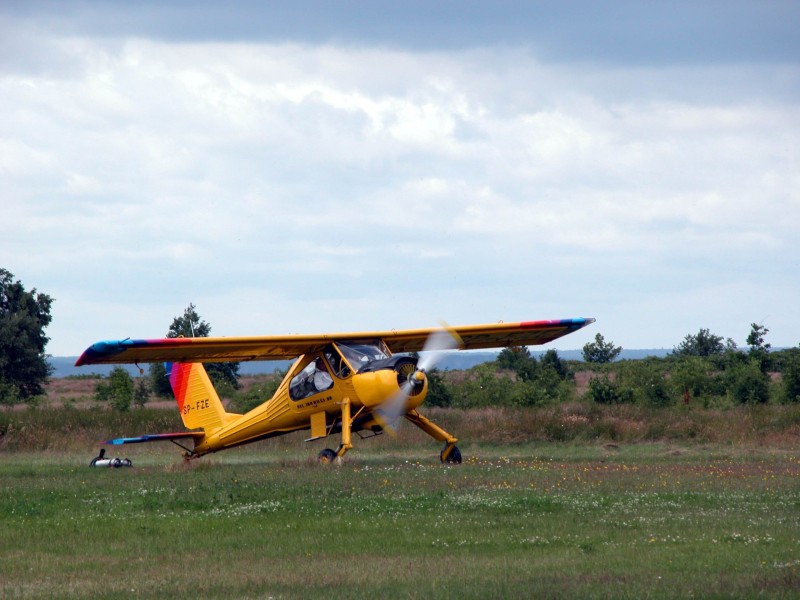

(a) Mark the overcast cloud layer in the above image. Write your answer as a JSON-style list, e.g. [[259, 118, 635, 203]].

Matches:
[[2, 2, 799, 356]]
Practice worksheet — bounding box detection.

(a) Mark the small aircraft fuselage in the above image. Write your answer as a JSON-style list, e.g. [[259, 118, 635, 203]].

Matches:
[[194, 340, 429, 457]]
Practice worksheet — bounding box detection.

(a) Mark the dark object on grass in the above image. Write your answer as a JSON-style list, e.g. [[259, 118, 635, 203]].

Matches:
[[90, 447, 132, 468]]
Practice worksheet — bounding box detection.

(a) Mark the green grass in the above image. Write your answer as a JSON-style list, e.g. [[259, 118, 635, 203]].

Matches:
[[2, 443, 799, 599]]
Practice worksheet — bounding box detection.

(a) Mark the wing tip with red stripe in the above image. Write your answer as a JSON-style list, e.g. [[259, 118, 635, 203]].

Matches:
[[519, 317, 595, 329], [75, 338, 189, 366]]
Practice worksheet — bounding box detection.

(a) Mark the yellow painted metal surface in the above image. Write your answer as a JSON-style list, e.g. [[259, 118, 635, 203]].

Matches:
[[170, 362, 239, 432], [309, 411, 327, 439]]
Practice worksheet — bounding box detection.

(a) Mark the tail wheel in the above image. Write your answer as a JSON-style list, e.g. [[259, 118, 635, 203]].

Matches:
[[440, 445, 462, 464], [318, 448, 337, 464]]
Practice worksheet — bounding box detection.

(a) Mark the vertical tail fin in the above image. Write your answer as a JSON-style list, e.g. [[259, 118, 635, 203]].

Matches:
[[167, 362, 233, 433]]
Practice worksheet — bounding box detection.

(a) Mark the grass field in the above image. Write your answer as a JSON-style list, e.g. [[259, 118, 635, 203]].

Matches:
[[2, 438, 799, 599]]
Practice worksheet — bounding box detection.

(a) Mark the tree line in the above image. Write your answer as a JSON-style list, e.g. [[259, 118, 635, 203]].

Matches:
[[581, 326, 800, 407]]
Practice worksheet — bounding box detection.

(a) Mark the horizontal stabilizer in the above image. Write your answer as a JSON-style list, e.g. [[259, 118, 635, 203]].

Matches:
[[104, 432, 205, 445]]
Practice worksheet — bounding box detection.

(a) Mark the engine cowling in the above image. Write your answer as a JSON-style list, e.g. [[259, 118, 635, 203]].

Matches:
[[351, 356, 428, 410]]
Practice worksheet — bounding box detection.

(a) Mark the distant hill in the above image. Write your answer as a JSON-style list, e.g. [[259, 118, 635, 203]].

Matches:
[[49, 348, 672, 378]]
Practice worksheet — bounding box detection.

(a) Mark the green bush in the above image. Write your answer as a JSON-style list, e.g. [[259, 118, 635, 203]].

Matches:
[[453, 364, 515, 408], [540, 349, 572, 381], [671, 356, 712, 401], [615, 359, 673, 407], [726, 359, 770, 405], [133, 378, 150, 408], [228, 377, 282, 413], [587, 375, 632, 404], [0, 382, 20, 407], [508, 380, 549, 407], [94, 366, 134, 412], [424, 369, 452, 407]]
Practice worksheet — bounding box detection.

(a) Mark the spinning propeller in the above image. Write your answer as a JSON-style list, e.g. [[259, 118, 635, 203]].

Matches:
[[376, 325, 463, 433]]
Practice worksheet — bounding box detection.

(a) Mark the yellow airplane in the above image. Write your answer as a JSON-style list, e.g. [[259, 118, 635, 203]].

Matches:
[[76, 318, 594, 463]]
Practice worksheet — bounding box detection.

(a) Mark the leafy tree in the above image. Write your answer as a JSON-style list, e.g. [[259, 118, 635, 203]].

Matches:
[[496, 346, 537, 381], [148, 303, 241, 393], [0, 269, 53, 400], [582, 333, 622, 364], [133, 377, 150, 408], [95, 366, 134, 411], [168, 303, 211, 338], [148, 362, 172, 398], [540, 349, 571, 381], [746, 323, 771, 353], [746, 323, 772, 373], [672, 328, 724, 358]]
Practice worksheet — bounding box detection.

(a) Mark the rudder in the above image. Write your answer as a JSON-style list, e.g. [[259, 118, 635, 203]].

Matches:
[[167, 362, 234, 433]]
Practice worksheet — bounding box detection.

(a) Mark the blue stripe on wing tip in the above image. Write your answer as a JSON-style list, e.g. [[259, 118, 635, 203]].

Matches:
[[75, 338, 153, 366], [76, 340, 130, 366]]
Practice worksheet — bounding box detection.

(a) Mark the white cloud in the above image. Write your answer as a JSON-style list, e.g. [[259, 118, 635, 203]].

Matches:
[[2, 32, 798, 354]]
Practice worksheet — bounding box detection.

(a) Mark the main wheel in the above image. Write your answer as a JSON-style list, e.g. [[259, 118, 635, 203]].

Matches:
[[318, 448, 337, 464], [440, 445, 462, 464]]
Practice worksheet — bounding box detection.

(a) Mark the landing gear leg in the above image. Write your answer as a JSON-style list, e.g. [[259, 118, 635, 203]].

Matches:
[[335, 396, 353, 461], [317, 398, 354, 465], [404, 409, 462, 464]]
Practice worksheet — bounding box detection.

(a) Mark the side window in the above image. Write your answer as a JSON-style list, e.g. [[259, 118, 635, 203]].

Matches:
[[289, 357, 334, 401], [325, 346, 351, 379]]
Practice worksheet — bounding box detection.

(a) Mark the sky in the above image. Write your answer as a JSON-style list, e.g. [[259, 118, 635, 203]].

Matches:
[[2, 0, 799, 357]]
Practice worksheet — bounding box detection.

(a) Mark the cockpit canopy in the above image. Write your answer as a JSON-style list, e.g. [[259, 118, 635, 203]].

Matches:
[[335, 340, 391, 373]]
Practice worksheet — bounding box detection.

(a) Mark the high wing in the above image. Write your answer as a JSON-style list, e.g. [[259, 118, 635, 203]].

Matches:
[[75, 318, 595, 366]]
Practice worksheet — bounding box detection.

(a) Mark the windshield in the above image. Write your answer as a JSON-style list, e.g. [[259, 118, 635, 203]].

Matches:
[[335, 340, 390, 370]]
